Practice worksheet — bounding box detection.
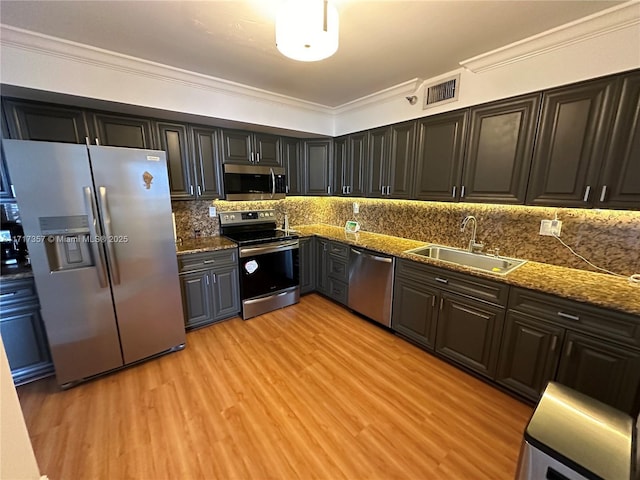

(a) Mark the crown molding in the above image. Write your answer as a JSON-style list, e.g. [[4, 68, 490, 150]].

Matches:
[[460, 1, 640, 73], [332, 78, 418, 115], [0, 24, 334, 115]]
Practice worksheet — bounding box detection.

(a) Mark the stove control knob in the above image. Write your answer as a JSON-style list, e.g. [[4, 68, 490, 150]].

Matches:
[[223, 215, 228, 220], [269, 212, 273, 217], [230, 215, 235, 220], [259, 213, 264, 217]]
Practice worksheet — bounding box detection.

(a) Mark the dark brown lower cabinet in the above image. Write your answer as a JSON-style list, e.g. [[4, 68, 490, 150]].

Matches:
[[435, 293, 504, 378], [299, 237, 315, 294], [496, 311, 564, 400], [391, 276, 438, 349], [556, 331, 640, 414], [315, 239, 348, 305]]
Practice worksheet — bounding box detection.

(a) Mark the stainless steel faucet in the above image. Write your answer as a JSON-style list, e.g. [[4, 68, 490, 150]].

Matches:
[[461, 215, 484, 253]]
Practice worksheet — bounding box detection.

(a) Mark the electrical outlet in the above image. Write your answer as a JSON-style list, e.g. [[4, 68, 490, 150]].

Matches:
[[540, 219, 562, 236], [353, 202, 359, 214], [209, 206, 217, 217]]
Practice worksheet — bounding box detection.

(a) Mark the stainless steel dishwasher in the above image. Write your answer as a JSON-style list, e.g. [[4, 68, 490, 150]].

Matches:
[[348, 248, 395, 326]]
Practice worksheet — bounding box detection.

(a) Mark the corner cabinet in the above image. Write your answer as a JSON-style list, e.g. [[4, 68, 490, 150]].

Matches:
[[496, 287, 640, 414], [303, 139, 333, 195], [461, 94, 540, 204], [177, 249, 240, 330], [3, 98, 92, 143]]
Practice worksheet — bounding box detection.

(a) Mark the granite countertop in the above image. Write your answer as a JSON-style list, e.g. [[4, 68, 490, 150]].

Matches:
[[294, 224, 640, 317], [176, 236, 237, 256]]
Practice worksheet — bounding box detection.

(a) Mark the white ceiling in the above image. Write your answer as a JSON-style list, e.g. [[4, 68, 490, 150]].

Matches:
[[0, 0, 625, 107]]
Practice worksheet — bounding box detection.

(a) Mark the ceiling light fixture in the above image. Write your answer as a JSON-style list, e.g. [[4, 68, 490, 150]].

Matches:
[[276, 0, 339, 62]]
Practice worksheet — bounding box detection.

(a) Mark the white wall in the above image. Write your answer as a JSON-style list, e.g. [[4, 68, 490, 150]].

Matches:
[[0, 342, 42, 480], [1, 3, 639, 137], [334, 21, 640, 135]]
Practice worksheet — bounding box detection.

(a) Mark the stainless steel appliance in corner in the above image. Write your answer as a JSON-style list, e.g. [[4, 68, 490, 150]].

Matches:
[[348, 248, 395, 327], [220, 210, 299, 319], [3, 140, 186, 387]]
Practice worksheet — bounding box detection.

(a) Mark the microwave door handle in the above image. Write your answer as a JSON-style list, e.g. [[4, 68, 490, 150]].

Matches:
[[270, 168, 276, 198]]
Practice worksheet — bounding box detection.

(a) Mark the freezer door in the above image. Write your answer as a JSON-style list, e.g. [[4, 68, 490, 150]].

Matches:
[[3, 140, 123, 385], [88, 146, 185, 364]]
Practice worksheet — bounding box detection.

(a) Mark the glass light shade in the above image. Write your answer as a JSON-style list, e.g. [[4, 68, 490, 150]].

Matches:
[[276, 0, 339, 62]]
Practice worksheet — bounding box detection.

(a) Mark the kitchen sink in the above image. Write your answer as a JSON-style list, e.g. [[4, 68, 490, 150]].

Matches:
[[404, 245, 527, 275]]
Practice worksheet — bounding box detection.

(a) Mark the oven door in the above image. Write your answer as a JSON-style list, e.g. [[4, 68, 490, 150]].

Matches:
[[239, 240, 299, 301]]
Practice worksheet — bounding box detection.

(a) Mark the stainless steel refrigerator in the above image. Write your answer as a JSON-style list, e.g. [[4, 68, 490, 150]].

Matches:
[[3, 140, 186, 387]]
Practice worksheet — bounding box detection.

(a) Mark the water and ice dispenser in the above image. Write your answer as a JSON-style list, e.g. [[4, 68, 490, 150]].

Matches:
[[39, 216, 95, 272]]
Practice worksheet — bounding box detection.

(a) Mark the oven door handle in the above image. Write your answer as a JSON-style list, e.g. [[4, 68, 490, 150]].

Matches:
[[240, 240, 299, 257]]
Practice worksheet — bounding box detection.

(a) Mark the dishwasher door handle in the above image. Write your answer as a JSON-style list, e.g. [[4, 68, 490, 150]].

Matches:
[[351, 249, 392, 263]]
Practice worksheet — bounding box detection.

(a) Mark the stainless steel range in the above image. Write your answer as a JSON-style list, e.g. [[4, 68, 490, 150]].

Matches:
[[220, 210, 299, 319]]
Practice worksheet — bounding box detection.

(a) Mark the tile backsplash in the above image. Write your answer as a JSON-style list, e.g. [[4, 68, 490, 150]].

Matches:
[[172, 197, 640, 277]]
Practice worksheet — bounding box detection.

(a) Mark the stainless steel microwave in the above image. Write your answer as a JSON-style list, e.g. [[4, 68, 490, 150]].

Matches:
[[223, 164, 286, 201]]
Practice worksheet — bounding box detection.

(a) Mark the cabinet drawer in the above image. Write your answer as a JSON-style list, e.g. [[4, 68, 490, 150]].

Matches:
[[328, 255, 349, 282], [509, 288, 640, 349], [329, 241, 349, 259], [328, 278, 348, 305], [0, 278, 38, 307], [178, 249, 238, 273], [395, 259, 509, 307]]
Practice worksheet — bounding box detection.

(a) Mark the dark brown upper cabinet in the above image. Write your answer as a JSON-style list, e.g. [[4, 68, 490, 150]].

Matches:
[[190, 126, 223, 200], [527, 76, 620, 208], [3, 99, 92, 144], [220, 129, 280, 167], [303, 139, 333, 195], [155, 122, 222, 201], [461, 93, 540, 204], [333, 132, 368, 196], [596, 71, 640, 209], [93, 112, 155, 149], [281, 137, 302, 195], [366, 127, 391, 198], [414, 110, 468, 202], [366, 122, 416, 199]]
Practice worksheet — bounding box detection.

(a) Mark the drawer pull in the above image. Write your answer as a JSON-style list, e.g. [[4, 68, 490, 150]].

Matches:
[[203, 260, 216, 264], [435, 277, 449, 284], [0, 292, 18, 297], [557, 311, 579, 322]]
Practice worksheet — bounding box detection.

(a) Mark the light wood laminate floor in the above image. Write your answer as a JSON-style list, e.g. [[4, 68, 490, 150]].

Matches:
[[18, 294, 533, 480]]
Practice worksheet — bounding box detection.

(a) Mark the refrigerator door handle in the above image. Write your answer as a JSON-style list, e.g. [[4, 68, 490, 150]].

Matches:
[[83, 186, 109, 288], [98, 186, 121, 285]]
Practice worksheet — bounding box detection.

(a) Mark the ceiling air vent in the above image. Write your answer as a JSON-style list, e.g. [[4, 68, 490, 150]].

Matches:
[[423, 74, 460, 110]]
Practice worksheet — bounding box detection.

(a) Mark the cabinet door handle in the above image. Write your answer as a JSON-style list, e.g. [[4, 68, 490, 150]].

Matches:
[[251, 152, 255, 163], [256, 153, 260, 163], [205, 275, 210, 286], [461, 185, 465, 198], [599, 185, 607, 202], [95, 138, 100, 146], [190, 185, 194, 195], [348, 186, 352, 194], [550, 336, 557, 351], [286, 185, 290, 194], [387, 185, 391, 196], [197, 185, 202, 196], [212, 273, 217, 284], [583, 185, 591, 202], [566, 340, 573, 357], [439, 298, 444, 310], [557, 311, 580, 322], [435, 277, 449, 284], [327, 186, 331, 195], [431, 297, 435, 308], [452, 186, 456, 198], [381, 186, 385, 195]]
